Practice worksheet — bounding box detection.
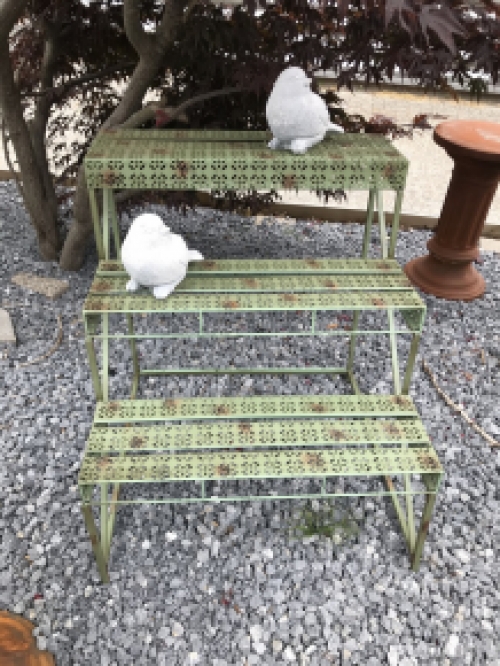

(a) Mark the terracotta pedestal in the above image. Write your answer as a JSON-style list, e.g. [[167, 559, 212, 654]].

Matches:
[[0, 611, 55, 666], [405, 120, 500, 301]]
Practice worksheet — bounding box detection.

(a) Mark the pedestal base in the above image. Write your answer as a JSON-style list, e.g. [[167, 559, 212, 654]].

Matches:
[[404, 254, 485, 301]]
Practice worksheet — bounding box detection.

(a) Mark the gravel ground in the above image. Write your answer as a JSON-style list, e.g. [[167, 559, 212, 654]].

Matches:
[[1, 179, 500, 666]]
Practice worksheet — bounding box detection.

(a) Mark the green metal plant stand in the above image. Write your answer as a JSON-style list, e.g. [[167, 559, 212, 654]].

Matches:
[[78, 130, 443, 583], [83, 258, 425, 402], [79, 393, 442, 584], [83, 129, 409, 262]]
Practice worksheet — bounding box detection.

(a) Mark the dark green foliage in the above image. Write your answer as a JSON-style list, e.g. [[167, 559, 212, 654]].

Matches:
[[8, 0, 500, 219]]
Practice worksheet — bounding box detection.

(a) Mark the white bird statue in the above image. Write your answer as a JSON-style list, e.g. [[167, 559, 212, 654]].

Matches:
[[121, 213, 204, 299], [266, 66, 344, 154]]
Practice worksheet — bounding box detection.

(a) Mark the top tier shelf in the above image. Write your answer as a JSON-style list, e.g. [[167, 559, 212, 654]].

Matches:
[[83, 129, 409, 192]]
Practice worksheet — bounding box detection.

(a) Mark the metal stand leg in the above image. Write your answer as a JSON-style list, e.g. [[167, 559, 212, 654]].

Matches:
[[84, 314, 104, 401], [388, 308, 401, 395], [411, 476, 440, 571], [80, 487, 110, 584], [376, 190, 388, 259], [386, 307, 416, 549], [85, 336, 104, 401], [389, 190, 404, 259], [401, 333, 421, 395], [362, 190, 376, 259], [88, 188, 105, 261], [102, 313, 110, 402], [126, 314, 140, 398], [100, 483, 110, 559], [347, 311, 361, 395], [106, 189, 121, 261], [102, 189, 110, 260]]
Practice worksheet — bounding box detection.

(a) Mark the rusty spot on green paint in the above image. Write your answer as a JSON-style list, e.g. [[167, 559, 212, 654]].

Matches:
[[282, 174, 297, 189], [100, 262, 121, 271], [130, 436, 145, 448], [222, 300, 240, 309], [106, 402, 120, 412], [385, 476, 396, 491], [324, 279, 338, 289], [92, 280, 113, 293], [164, 399, 181, 410], [391, 396, 411, 408], [301, 452, 325, 470], [376, 262, 392, 270], [87, 298, 108, 311], [175, 161, 189, 178], [216, 464, 231, 476], [243, 278, 259, 288], [310, 403, 326, 413], [98, 456, 112, 469], [238, 423, 253, 435], [372, 297, 385, 307], [417, 452, 440, 470], [328, 428, 347, 441], [382, 423, 402, 437], [102, 170, 118, 186], [216, 405, 230, 415], [91, 534, 98, 545], [281, 293, 298, 302], [203, 261, 218, 270], [305, 259, 321, 268]]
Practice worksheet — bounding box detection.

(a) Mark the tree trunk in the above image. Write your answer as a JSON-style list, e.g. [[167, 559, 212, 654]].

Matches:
[[0, 39, 62, 261], [59, 56, 170, 271]]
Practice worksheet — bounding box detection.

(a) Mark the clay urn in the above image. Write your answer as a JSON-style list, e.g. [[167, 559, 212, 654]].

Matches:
[[0, 611, 55, 666], [404, 119, 500, 301]]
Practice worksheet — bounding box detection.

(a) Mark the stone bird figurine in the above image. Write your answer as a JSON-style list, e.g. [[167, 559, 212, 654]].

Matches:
[[266, 66, 344, 154], [121, 213, 204, 299]]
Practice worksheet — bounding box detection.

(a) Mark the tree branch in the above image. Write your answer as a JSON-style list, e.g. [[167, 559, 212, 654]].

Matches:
[[19, 62, 137, 100], [123, 0, 156, 56], [0, 0, 30, 42], [1, 116, 24, 200], [119, 86, 245, 128]]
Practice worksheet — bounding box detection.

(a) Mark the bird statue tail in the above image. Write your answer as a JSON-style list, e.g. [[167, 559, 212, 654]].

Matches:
[[328, 122, 344, 133], [188, 250, 204, 261]]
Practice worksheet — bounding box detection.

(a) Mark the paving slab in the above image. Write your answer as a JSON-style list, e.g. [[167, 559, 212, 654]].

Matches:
[[10, 273, 69, 299], [0, 308, 15, 344]]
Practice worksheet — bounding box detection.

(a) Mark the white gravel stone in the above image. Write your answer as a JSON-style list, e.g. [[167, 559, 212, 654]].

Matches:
[[272, 639, 283, 653], [455, 549, 470, 564], [171, 621, 184, 637], [445, 634, 460, 657], [388, 645, 399, 666], [249, 625, 263, 642], [253, 641, 267, 655]]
